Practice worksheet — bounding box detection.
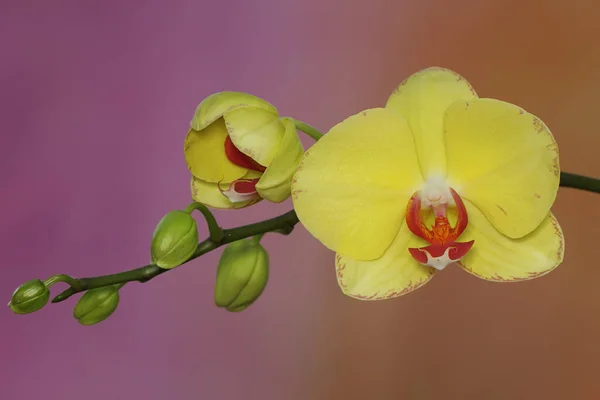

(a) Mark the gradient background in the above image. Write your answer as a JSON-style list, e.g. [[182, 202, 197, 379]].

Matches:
[[2, 1, 600, 399]]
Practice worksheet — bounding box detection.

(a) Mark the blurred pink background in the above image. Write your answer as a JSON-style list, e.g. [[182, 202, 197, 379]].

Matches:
[[2, 0, 600, 399]]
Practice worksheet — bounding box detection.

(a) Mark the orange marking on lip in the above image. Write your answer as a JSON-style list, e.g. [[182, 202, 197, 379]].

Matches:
[[406, 188, 468, 245]]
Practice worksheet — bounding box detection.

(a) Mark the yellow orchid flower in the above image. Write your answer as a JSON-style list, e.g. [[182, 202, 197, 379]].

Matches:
[[184, 92, 304, 209], [291, 67, 564, 300]]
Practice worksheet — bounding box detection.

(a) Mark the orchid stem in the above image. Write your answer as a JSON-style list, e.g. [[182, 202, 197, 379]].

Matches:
[[50, 209, 299, 303], [43, 170, 600, 304], [293, 119, 323, 141], [560, 172, 600, 194], [43, 274, 83, 290], [184, 202, 224, 242], [20, 152, 600, 308]]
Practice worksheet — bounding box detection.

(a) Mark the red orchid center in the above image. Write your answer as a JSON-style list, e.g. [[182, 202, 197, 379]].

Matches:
[[405, 187, 474, 270], [224, 136, 266, 172]]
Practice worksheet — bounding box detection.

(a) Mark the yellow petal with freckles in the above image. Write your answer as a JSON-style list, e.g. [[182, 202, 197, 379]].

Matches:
[[256, 118, 304, 202], [385, 67, 477, 179], [190, 92, 278, 131], [458, 201, 564, 281], [224, 107, 285, 167], [336, 223, 435, 300], [292, 108, 423, 260], [444, 98, 560, 238], [183, 119, 248, 184], [190, 171, 262, 210]]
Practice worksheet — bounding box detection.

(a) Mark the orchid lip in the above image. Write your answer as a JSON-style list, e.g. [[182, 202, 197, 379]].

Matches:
[[406, 187, 473, 269], [218, 178, 261, 203], [408, 241, 475, 270]]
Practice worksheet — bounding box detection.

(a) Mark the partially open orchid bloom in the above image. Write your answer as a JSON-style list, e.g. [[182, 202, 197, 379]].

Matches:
[[184, 92, 304, 209], [292, 67, 564, 300]]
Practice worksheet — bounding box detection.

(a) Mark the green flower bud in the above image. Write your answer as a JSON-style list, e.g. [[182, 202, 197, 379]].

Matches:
[[8, 279, 50, 314], [215, 237, 269, 312], [151, 210, 199, 269], [73, 285, 120, 326]]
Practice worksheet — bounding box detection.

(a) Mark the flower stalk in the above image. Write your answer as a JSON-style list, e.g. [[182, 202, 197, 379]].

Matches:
[[41, 171, 600, 306], [49, 208, 299, 304]]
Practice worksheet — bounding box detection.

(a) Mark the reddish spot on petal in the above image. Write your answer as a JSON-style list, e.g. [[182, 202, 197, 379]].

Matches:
[[224, 136, 266, 172], [532, 117, 545, 133]]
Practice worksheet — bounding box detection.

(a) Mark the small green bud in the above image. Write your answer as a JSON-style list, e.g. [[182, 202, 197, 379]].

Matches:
[[73, 285, 121, 326], [215, 237, 269, 312], [8, 279, 50, 314], [151, 210, 199, 269]]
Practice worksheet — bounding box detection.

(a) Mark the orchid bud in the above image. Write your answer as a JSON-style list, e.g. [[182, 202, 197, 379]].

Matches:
[[73, 285, 121, 326], [214, 237, 269, 312], [8, 279, 50, 314], [151, 210, 198, 269]]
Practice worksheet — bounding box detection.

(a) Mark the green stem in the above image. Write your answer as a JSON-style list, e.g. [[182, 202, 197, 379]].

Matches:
[[51, 209, 299, 303], [43, 274, 83, 290], [560, 172, 600, 194], [250, 233, 265, 245], [184, 202, 224, 242], [46, 169, 600, 305], [293, 119, 323, 141]]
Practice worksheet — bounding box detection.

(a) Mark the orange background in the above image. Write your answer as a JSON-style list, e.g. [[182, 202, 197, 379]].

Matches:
[[290, 1, 600, 398]]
